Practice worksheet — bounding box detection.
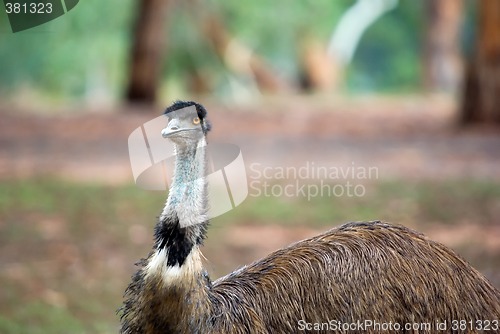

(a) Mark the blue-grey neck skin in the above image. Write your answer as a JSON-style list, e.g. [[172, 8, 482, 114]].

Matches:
[[150, 136, 209, 268], [161, 138, 208, 228]]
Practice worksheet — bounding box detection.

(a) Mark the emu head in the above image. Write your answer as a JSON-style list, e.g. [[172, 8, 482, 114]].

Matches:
[[161, 101, 211, 146]]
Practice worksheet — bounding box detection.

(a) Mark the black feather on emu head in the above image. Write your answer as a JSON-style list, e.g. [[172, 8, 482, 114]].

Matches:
[[163, 100, 211, 134]]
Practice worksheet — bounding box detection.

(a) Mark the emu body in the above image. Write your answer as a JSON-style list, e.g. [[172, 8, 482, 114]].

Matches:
[[120, 101, 500, 334]]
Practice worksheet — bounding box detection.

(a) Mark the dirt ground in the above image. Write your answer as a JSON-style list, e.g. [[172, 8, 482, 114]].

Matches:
[[1, 95, 499, 183]]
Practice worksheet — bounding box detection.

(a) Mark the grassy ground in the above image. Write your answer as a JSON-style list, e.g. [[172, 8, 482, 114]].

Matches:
[[0, 177, 499, 333]]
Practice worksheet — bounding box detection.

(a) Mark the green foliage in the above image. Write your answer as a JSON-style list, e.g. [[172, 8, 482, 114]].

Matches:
[[0, 0, 134, 100], [0, 302, 86, 334], [347, 1, 425, 92], [0, 178, 165, 334], [213, 178, 500, 227], [0, 177, 164, 226], [1, 177, 497, 232], [0, 1, 474, 101], [209, 0, 348, 71]]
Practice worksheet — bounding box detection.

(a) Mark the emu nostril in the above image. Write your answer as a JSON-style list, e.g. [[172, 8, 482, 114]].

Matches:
[[161, 128, 171, 138], [161, 124, 180, 138]]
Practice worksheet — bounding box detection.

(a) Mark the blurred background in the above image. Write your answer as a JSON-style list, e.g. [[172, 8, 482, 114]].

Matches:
[[0, 0, 499, 333]]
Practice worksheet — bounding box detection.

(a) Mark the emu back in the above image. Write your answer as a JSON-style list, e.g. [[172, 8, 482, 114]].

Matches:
[[121, 221, 500, 333], [206, 221, 500, 333]]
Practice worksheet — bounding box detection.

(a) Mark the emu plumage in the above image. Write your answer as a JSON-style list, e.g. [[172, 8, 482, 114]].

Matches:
[[120, 101, 500, 334]]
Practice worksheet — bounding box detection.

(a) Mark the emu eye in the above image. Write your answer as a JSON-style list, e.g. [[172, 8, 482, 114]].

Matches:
[[193, 117, 200, 125]]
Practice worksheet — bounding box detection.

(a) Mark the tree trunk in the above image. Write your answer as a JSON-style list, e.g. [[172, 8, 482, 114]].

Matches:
[[126, 0, 170, 105], [423, 0, 464, 93], [461, 0, 500, 124], [202, 16, 292, 94], [299, 37, 338, 92]]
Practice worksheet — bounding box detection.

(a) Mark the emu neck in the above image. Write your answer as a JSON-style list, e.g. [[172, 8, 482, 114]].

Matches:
[[151, 138, 209, 269], [137, 138, 212, 332], [151, 137, 209, 269], [161, 139, 208, 227]]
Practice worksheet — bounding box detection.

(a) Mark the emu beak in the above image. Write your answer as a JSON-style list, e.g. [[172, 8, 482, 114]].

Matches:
[[161, 126, 174, 138], [162, 119, 185, 138]]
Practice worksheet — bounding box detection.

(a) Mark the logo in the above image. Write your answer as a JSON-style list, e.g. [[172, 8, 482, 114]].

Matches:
[[128, 107, 248, 219], [3, 0, 79, 33]]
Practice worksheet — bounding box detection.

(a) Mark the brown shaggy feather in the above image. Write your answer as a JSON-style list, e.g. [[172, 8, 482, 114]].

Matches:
[[120, 221, 500, 333]]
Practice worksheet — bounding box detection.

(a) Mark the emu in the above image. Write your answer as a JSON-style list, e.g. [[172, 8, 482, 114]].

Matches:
[[120, 101, 500, 333]]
